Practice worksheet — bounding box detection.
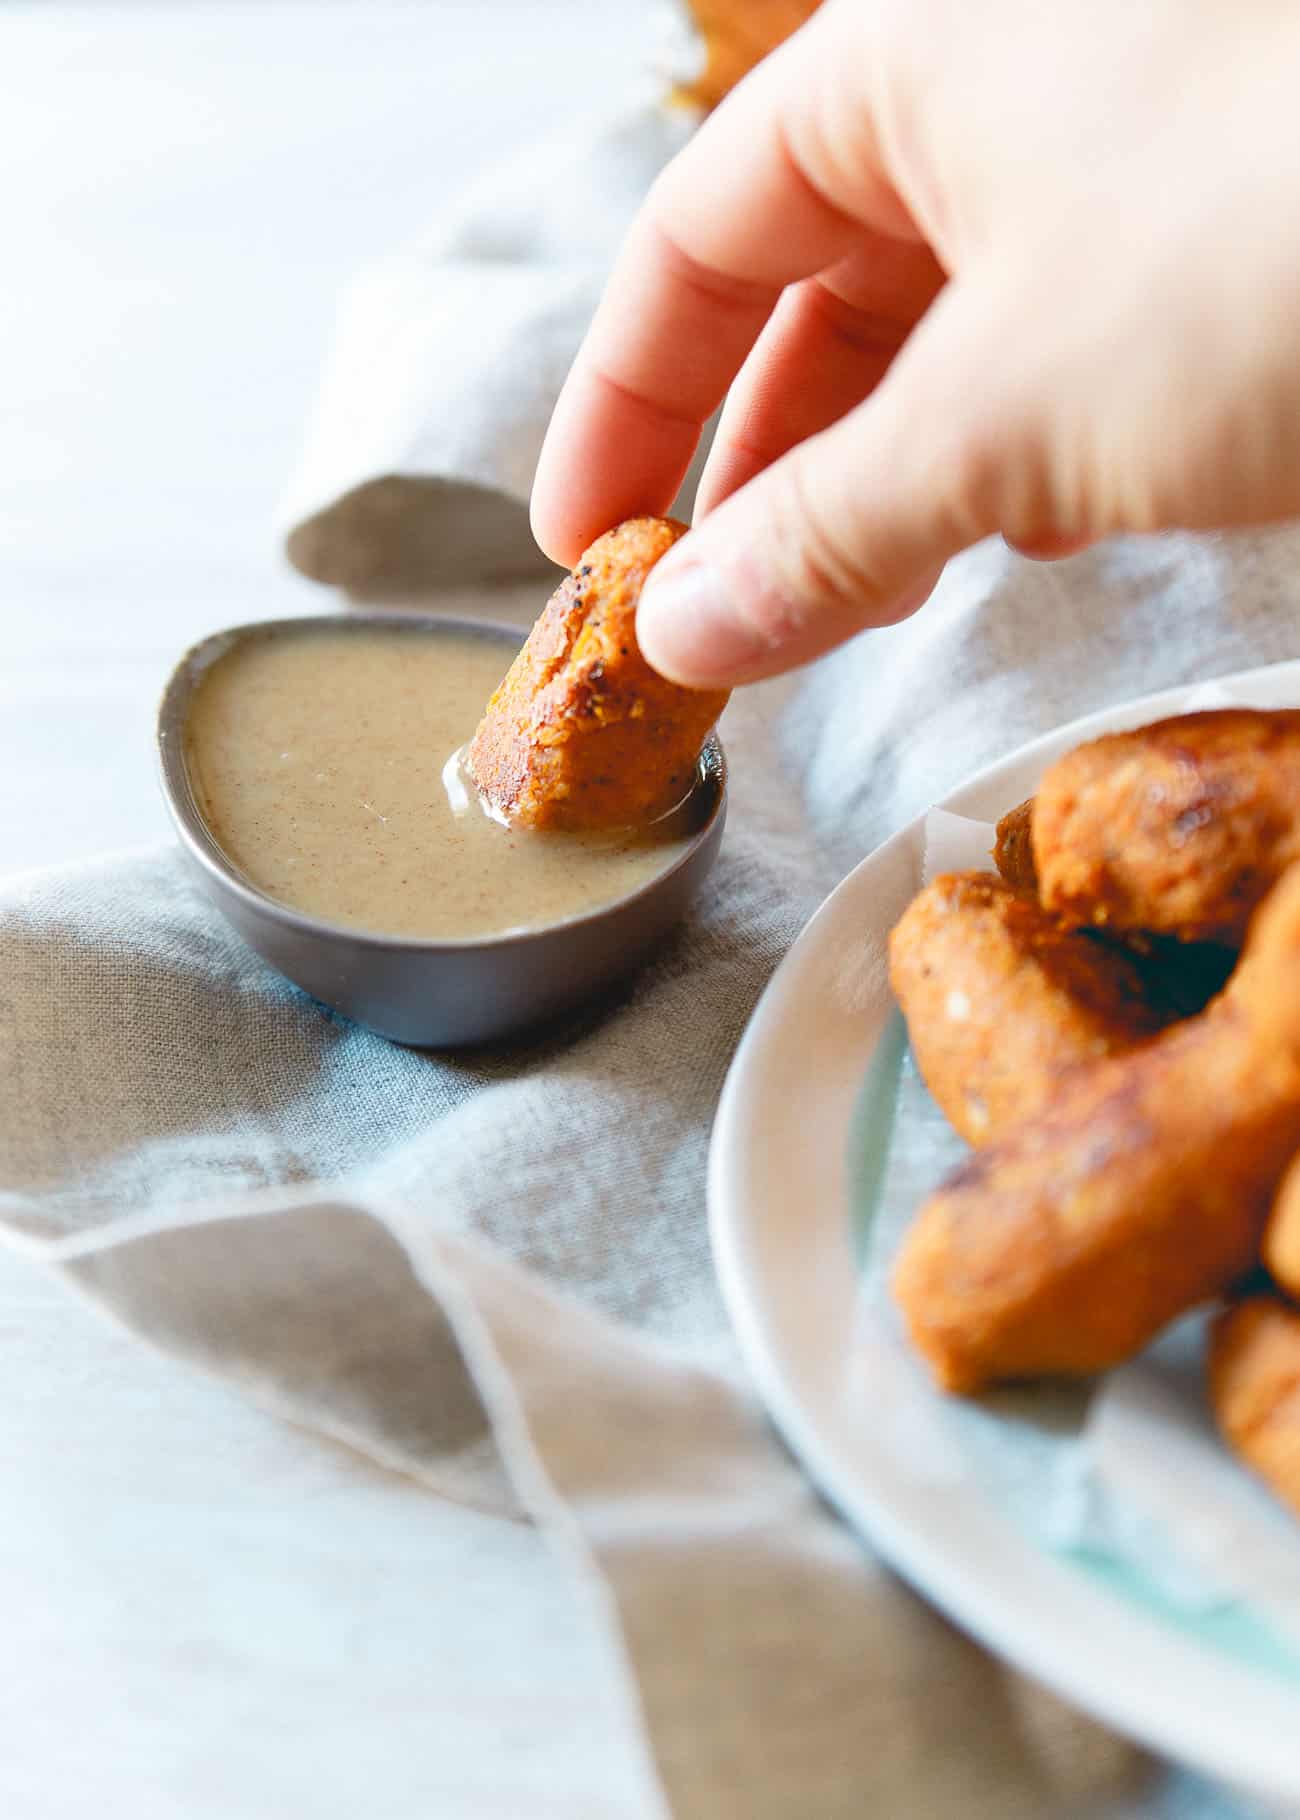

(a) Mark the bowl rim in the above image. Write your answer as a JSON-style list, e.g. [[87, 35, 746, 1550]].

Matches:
[[156, 610, 727, 955]]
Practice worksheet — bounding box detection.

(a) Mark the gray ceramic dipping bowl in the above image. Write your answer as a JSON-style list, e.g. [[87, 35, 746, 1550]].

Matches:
[[157, 613, 726, 1047]]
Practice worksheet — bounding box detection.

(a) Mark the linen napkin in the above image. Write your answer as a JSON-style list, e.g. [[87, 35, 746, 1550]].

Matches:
[[276, 92, 700, 595], [12, 38, 1300, 1815], [9, 527, 1300, 1818]]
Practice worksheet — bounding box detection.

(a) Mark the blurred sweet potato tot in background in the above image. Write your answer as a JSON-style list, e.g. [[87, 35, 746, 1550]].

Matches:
[[1034, 709, 1300, 945], [889, 872, 1167, 1145], [1209, 1296, 1300, 1519], [894, 865, 1300, 1394]]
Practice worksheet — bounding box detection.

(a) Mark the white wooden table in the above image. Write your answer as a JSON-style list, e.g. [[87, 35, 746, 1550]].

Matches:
[[0, 7, 652, 1814]]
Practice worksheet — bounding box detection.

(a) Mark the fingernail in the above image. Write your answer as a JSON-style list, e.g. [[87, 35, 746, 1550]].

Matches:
[[637, 558, 770, 687]]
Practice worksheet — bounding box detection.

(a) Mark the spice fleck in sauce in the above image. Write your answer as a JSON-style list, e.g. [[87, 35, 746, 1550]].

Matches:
[[183, 622, 702, 940]]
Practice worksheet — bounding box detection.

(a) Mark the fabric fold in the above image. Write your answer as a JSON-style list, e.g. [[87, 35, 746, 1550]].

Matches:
[[277, 95, 701, 595], [12, 537, 1300, 1813]]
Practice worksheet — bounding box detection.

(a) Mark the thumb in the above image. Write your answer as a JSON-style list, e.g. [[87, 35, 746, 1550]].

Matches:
[[636, 277, 1038, 686]]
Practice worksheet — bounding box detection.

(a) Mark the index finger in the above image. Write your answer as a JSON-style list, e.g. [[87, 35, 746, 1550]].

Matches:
[[530, 11, 905, 565]]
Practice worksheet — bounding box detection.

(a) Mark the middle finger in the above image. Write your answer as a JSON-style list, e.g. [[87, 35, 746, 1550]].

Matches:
[[696, 233, 947, 516]]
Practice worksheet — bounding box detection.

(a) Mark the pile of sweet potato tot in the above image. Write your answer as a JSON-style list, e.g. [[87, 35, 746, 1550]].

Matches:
[[890, 709, 1300, 1521]]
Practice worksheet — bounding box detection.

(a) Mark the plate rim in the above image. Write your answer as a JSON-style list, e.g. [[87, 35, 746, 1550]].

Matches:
[[709, 657, 1300, 1801]]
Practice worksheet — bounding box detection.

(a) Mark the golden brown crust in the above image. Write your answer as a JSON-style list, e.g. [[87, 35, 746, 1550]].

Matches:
[[676, 1, 821, 111], [1263, 1152, 1300, 1300], [992, 798, 1038, 895], [892, 866, 1300, 1395], [1034, 709, 1300, 944], [889, 872, 1166, 1146], [996, 788, 1235, 1016], [1209, 1296, 1300, 1519], [467, 518, 729, 832]]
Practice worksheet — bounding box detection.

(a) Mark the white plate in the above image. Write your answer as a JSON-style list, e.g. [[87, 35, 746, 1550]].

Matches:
[[710, 659, 1300, 1802]]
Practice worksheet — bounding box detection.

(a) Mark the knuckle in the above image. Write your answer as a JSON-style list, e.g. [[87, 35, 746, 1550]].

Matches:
[[759, 448, 887, 626], [945, 395, 1098, 552]]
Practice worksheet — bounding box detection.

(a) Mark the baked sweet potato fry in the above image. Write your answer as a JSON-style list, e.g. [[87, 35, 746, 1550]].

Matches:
[[893, 865, 1300, 1394], [468, 518, 729, 832], [1209, 1296, 1300, 1519], [992, 798, 1037, 895], [677, 0, 821, 110], [889, 872, 1167, 1145], [1263, 1152, 1300, 1300], [1034, 709, 1300, 944], [993, 788, 1235, 1017]]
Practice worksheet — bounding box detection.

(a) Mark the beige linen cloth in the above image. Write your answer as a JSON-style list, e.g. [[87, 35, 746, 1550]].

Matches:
[[5, 90, 1298, 1820]]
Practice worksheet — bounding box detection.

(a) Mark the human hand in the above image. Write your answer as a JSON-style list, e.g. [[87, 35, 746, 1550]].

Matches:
[[531, 0, 1300, 686]]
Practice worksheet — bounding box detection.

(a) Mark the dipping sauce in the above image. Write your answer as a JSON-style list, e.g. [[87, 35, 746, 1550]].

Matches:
[[182, 621, 705, 940]]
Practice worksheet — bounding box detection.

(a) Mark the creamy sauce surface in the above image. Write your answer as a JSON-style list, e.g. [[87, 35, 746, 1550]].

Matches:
[[184, 622, 702, 939]]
